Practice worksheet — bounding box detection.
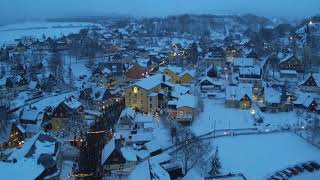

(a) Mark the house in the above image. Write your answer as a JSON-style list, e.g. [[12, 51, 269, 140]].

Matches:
[[116, 108, 136, 130], [179, 70, 194, 84], [51, 96, 84, 131], [101, 137, 138, 171], [199, 76, 225, 91], [171, 94, 198, 125], [28, 80, 41, 90], [280, 70, 298, 79], [206, 65, 219, 78], [126, 63, 148, 80], [299, 73, 320, 94], [293, 93, 318, 112], [204, 47, 225, 68], [0, 122, 25, 149], [225, 84, 253, 109], [233, 58, 254, 72], [4, 132, 62, 180], [258, 86, 293, 112], [89, 68, 109, 88], [160, 66, 183, 84], [238, 65, 262, 94], [124, 74, 172, 114], [79, 86, 111, 110], [278, 55, 303, 73]]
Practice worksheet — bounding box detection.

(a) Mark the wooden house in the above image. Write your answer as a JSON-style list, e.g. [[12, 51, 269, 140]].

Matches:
[[299, 73, 320, 94], [126, 63, 148, 80], [89, 68, 109, 88], [101, 138, 138, 171], [278, 55, 303, 73], [225, 84, 253, 109], [51, 96, 84, 131]]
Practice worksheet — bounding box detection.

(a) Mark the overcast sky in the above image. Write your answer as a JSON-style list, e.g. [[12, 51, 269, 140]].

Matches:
[[1, 0, 320, 23]]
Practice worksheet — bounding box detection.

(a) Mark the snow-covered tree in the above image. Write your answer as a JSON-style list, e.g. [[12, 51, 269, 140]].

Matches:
[[208, 147, 221, 176]]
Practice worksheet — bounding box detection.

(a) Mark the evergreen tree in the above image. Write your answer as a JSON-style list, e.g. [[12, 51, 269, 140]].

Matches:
[[208, 147, 221, 176]]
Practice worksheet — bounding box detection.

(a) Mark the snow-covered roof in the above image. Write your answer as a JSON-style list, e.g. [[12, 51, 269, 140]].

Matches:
[[137, 58, 150, 68], [102, 67, 111, 75], [134, 113, 153, 124], [120, 107, 136, 120], [293, 93, 317, 108], [233, 58, 254, 67], [299, 73, 320, 87], [135, 74, 170, 91], [226, 83, 253, 101], [144, 140, 162, 153], [170, 83, 190, 98], [159, 65, 183, 74], [63, 96, 82, 110], [239, 65, 260, 76], [121, 147, 137, 161], [280, 70, 298, 75], [20, 109, 43, 122], [101, 138, 115, 165], [264, 87, 282, 104], [128, 159, 170, 180], [176, 94, 197, 109], [28, 80, 38, 89]]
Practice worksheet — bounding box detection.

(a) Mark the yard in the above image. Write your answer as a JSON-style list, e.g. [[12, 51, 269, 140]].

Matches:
[[192, 98, 309, 136], [214, 133, 320, 179]]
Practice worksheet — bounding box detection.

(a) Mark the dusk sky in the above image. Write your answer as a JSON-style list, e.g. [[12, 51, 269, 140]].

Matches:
[[1, 0, 320, 23]]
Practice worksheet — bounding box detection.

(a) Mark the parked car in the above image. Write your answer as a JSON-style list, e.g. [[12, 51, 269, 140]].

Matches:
[[281, 170, 292, 177], [275, 171, 288, 179], [309, 161, 320, 170], [269, 175, 281, 180], [294, 165, 304, 173], [302, 163, 314, 172], [287, 168, 299, 175]]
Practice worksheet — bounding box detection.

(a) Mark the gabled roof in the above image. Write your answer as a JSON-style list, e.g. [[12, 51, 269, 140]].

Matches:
[[226, 83, 253, 101], [299, 73, 320, 87], [62, 96, 82, 110], [264, 87, 282, 104], [176, 94, 197, 109], [134, 74, 170, 91], [101, 138, 115, 165]]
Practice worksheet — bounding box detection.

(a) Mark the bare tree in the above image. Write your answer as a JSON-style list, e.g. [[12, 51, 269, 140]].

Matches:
[[174, 126, 210, 174]]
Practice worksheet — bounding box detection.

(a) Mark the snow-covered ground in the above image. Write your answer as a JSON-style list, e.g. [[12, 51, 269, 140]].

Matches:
[[192, 98, 307, 136], [0, 21, 100, 45], [214, 133, 320, 180], [192, 99, 255, 136]]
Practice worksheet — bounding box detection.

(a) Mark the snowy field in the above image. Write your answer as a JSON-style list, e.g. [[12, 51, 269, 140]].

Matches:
[[214, 133, 320, 180], [192, 99, 255, 136], [0, 21, 100, 45], [192, 98, 305, 136]]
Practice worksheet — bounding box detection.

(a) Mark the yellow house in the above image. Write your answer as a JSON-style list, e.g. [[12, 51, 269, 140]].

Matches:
[[160, 66, 194, 84], [179, 71, 193, 84], [125, 74, 172, 114]]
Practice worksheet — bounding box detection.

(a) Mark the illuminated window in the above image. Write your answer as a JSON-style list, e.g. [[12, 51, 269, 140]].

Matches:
[[133, 87, 138, 94]]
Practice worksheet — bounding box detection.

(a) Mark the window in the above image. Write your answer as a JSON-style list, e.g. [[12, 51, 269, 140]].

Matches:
[[150, 104, 152, 108], [133, 87, 138, 94]]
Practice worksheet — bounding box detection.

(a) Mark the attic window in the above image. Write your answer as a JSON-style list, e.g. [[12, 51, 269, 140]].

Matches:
[[133, 87, 138, 94]]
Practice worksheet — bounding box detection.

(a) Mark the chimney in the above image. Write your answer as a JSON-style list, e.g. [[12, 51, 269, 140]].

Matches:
[[162, 75, 166, 82]]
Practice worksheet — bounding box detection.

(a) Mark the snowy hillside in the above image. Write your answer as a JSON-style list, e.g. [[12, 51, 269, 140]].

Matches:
[[0, 21, 101, 45]]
